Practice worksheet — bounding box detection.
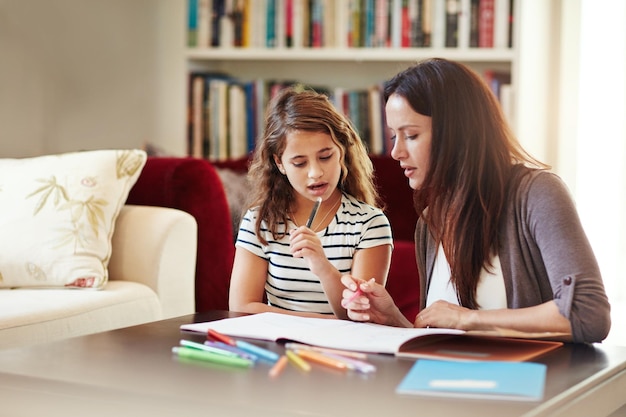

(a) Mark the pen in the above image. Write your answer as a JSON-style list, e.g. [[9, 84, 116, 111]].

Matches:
[[180, 339, 241, 358], [235, 340, 280, 363], [305, 197, 323, 227], [295, 349, 349, 371], [204, 340, 259, 362], [172, 346, 254, 368], [285, 349, 311, 372], [207, 328, 236, 346], [268, 354, 289, 378], [284, 343, 369, 360]]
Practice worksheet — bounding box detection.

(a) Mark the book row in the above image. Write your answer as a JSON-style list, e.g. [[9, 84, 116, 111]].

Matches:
[[187, 0, 514, 50], [187, 70, 512, 161]]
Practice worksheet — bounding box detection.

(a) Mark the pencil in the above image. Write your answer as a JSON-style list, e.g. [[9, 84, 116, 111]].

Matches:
[[346, 288, 364, 305], [268, 355, 288, 378], [295, 349, 349, 371], [286, 349, 311, 372], [284, 343, 368, 360], [305, 197, 323, 227], [207, 328, 236, 346]]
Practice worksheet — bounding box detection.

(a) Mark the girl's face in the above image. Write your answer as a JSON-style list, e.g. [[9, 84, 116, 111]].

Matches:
[[386, 93, 432, 190], [274, 130, 342, 205]]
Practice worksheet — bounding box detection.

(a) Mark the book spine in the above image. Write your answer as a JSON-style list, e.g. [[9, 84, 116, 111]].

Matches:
[[430, 0, 446, 48], [469, 0, 479, 47], [323, 0, 336, 47], [286, 0, 294, 47], [364, 0, 375, 47], [416, 0, 433, 47], [188, 0, 199, 47], [444, 0, 459, 47], [197, 0, 212, 48], [493, 0, 510, 48], [478, 0, 494, 47], [275, 0, 286, 48], [266, 0, 277, 47], [457, 0, 470, 48], [374, 0, 388, 47]]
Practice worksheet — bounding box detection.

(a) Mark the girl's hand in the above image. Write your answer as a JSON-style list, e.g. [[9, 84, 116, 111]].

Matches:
[[289, 226, 330, 276]]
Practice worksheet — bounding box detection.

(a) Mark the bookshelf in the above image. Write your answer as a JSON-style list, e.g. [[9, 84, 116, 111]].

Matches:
[[182, 0, 520, 161]]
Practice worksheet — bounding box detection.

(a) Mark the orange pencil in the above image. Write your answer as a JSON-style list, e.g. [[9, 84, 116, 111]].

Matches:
[[268, 355, 288, 378], [295, 349, 349, 371]]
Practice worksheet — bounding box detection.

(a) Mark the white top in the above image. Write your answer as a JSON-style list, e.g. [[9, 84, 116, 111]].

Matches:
[[236, 193, 393, 314], [427, 244, 507, 310]]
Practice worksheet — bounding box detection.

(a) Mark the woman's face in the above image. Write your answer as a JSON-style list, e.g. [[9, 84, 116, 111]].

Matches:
[[386, 93, 432, 190], [273, 130, 342, 205]]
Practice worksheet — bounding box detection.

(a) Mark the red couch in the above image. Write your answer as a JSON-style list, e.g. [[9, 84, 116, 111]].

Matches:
[[127, 157, 234, 313], [127, 155, 420, 322]]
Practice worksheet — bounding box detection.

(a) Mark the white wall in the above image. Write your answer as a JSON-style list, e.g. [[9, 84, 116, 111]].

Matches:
[[0, 0, 168, 158]]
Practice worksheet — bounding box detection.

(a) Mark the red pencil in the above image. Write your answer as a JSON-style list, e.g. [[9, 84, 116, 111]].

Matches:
[[207, 328, 236, 346]]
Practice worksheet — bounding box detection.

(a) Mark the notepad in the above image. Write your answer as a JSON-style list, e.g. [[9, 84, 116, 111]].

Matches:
[[181, 312, 564, 361], [396, 359, 547, 401]]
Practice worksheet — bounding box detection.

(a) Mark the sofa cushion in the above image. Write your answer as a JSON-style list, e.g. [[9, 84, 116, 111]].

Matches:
[[0, 150, 146, 289], [0, 280, 160, 350]]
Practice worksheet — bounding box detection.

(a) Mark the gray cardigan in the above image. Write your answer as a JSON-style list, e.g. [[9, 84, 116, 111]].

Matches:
[[415, 167, 611, 343]]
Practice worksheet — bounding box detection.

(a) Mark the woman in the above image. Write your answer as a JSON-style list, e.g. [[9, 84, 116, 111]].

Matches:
[[341, 58, 610, 343], [229, 86, 392, 319]]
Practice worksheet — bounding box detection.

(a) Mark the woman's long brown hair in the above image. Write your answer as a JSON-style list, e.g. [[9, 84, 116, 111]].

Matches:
[[384, 58, 548, 308]]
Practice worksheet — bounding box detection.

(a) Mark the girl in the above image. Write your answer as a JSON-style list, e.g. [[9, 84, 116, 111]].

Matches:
[[229, 87, 393, 319]]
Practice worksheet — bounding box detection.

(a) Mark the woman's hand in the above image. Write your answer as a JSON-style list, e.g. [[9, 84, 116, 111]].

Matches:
[[413, 300, 475, 330], [340, 275, 412, 327]]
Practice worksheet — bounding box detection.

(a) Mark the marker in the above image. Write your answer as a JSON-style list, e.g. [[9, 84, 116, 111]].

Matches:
[[172, 346, 254, 368], [295, 349, 349, 371], [235, 340, 280, 363], [207, 328, 236, 346], [285, 350, 311, 372], [180, 339, 241, 358], [268, 355, 289, 378], [305, 197, 323, 227], [204, 340, 259, 362]]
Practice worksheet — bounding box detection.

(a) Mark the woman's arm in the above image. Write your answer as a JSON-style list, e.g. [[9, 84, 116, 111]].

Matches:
[[522, 172, 611, 342], [415, 299, 572, 340]]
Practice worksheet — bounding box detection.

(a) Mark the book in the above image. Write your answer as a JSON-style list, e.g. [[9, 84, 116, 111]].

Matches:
[[187, 0, 199, 47], [180, 312, 564, 361], [478, 0, 494, 47], [396, 359, 547, 401]]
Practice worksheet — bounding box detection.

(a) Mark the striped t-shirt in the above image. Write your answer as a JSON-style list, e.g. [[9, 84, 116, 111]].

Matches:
[[235, 193, 393, 315]]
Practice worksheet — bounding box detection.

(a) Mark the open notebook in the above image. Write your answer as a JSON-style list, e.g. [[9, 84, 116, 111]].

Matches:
[[181, 312, 564, 361]]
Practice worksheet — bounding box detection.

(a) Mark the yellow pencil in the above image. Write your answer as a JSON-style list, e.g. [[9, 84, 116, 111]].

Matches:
[[286, 349, 311, 372]]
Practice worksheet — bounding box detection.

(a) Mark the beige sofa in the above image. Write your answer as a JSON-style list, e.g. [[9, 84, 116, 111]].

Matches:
[[0, 205, 197, 350]]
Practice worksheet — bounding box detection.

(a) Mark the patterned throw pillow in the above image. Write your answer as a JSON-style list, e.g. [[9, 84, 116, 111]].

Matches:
[[0, 149, 147, 289]]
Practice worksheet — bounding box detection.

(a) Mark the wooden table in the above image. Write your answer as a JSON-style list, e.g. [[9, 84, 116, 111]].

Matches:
[[1, 311, 625, 417]]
